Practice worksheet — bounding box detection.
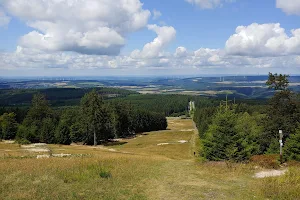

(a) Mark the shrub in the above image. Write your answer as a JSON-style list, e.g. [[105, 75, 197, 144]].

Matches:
[[16, 138, 31, 145], [250, 154, 280, 169], [99, 168, 112, 179]]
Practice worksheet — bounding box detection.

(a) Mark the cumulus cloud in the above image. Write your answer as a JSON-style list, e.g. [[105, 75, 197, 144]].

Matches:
[[0, 17, 299, 74], [225, 23, 300, 57], [0, 10, 10, 27], [185, 0, 235, 9], [152, 9, 162, 20], [276, 0, 300, 15], [175, 47, 188, 57], [132, 24, 176, 58], [0, 0, 151, 55]]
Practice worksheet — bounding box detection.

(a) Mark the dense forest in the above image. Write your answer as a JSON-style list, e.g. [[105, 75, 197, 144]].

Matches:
[[194, 73, 300, 162], [0, 90, 167, 145], [0, 87, 137, 107]]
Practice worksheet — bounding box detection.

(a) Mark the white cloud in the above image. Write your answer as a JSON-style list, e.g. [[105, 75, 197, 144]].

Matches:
[[1, 45, 300, 75], [132, 24, 176, 58], [185, 0, 235, 9], [276, 0, 300, 15], [225, 23, 300, 57], [1, 19, 300, 75], [153, 9, 162, 20], [0, 10, 10, 27], [175, 47, 188, 57], [0, 0, 151, 55]]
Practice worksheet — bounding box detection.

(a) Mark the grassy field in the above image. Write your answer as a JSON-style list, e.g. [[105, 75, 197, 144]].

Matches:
[[1, 118, 300, 200]]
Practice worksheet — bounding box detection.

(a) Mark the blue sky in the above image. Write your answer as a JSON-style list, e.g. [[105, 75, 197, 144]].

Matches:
[[125, 0, 300, 52], [0, 0, 300, 76]]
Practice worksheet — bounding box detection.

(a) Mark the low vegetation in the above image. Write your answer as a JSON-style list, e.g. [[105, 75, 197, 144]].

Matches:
[[1, 118, 299, 199]]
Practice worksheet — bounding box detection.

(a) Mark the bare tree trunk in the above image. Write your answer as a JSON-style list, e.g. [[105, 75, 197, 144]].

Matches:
[[94, 126, 97, 146]]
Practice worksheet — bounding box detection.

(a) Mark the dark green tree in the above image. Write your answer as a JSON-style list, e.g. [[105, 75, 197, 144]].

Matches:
[[40, 117, 57, 143], [55, 123, 71, 145], [99, 104, 116, 140], [202, 107, 239, 161], [80, 90, 108, 145], [70, 122, 85, 143], [55, 108, 78, 144], [193, 107, 216, 138], [114, 102, 133, 138], [284, 126, 300, 161], [266, 73, 289, 90], [22, 93, 56, 143], [263, 73, 300, 153], [0, 113, 18, 140], [234, 112, 261, 161]]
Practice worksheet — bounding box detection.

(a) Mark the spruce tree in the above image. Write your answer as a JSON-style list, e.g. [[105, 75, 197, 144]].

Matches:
[[284, 127, 300, 161]]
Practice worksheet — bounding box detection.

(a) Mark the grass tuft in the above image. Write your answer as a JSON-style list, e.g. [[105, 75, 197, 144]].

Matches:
[[99, 168, 112, 179]]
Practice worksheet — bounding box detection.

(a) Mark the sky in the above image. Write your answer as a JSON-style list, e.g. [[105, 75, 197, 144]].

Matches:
[[0, 0, 300, 77]]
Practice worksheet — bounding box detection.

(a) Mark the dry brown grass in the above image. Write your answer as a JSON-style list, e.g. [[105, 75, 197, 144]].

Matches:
[[0, 118, 299, 200]]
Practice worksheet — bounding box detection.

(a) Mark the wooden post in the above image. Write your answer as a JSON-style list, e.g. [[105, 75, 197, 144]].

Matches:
[[279, 130, 283, 164]]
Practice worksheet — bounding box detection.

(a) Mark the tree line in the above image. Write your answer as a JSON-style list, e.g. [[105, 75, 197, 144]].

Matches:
[[0, 90, 167, 145], [0, 87, 137, 107], [194, 73, 300, 162]]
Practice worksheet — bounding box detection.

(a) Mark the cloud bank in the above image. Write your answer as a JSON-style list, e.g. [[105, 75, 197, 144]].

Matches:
[[1, 0, 151, 55]]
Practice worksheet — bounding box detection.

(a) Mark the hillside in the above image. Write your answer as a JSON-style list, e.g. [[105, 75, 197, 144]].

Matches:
[[1, 118, 298, 200]]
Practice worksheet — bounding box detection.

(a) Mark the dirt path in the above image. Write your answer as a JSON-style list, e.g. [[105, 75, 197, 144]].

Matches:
[[189, 121, 199, 158]]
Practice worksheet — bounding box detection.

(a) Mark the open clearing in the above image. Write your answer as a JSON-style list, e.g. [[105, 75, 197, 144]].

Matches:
[[1, 118, 300, 200]]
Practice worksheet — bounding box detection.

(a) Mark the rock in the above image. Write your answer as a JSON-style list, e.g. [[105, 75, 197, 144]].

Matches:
[[157, 143, 169, 146], [37, 155, 50, 159], [26, 148, 50, 152], [52, 153, 72, 157], [178, 140, 188, 144]]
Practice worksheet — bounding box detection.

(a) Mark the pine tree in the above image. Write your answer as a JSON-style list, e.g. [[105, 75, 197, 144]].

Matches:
[[55, 123, 71, 145], [203, 107, 238, 161], [263, 73, 300, 153], [234, 112, 261, 161], [80, 90, 108, 145], [22, 93, 56, 143], [284, 127, 300, 161], [0, 113, 18, 140]]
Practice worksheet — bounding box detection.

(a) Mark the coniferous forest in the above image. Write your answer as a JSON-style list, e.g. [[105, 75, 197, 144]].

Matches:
[[0, 90, 167, 145], [194, 73, 300, 162]]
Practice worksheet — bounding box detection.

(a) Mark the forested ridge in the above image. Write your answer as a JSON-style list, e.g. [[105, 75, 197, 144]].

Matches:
[[0, 87, 137, 106]]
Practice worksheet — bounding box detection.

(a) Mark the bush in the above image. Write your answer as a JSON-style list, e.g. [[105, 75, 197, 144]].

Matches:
[[99, 169, 112, 179], [16, 138, 31, 145], [250, 154, 280, 169]]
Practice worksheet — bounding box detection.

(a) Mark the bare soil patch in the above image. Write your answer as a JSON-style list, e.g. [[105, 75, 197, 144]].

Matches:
[[254, 169, 287, 178]]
